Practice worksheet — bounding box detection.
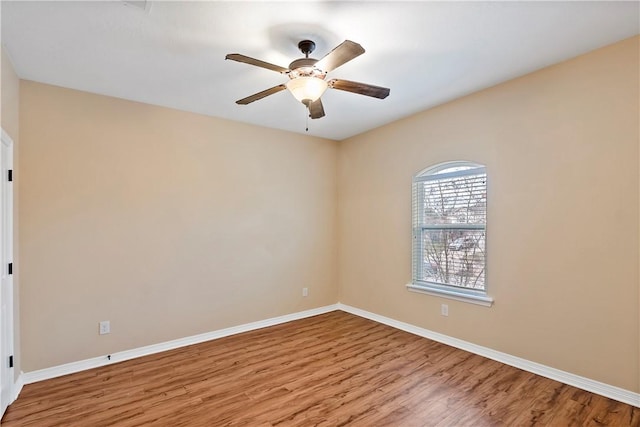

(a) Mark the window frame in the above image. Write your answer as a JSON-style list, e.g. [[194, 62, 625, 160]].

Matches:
[[407, 161, 494, 307]]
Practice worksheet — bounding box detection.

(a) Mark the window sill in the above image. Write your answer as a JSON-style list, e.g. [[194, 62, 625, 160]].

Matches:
[[406, 283, 494, 307]]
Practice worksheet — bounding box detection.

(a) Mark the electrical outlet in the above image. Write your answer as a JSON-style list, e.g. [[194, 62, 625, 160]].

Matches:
[[99, 320, 110, 335], [441, 304, 449, 317], [302, 287, 308, 297]]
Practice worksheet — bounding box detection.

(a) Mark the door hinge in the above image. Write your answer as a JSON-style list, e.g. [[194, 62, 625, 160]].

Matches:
[[8, 263, 12, 275], [9, 355, 13, 368], [7, 170, 12, 182]]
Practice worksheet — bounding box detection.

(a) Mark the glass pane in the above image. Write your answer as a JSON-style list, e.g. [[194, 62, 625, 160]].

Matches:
[[431, 165, 476, 176], [421, 173, 486, 225], [421, 229, 485, 290]]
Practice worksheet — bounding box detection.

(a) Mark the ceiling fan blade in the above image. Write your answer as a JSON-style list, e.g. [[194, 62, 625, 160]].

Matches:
[[308, 99, 325, 119], [236, 84, 287, 105], [315, 40, 365, 73], [328, 79, 390, 99], [225, 54, 289, 74]]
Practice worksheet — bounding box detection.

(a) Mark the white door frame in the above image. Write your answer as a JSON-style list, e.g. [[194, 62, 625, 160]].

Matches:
[[0, 128, 15, 418]]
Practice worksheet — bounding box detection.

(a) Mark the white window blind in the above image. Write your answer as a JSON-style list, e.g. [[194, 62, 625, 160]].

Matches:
[[412, 163, 487, 294]]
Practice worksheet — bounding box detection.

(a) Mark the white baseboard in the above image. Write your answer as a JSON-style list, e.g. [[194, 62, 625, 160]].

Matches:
[[337, 303, 640, 408], [23, 304, 339, 384]]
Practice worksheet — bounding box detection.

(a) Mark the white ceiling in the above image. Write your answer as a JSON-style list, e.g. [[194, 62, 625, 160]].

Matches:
[[2, 1, 639, 141]]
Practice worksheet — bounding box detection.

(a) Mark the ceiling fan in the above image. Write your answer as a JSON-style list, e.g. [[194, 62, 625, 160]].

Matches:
[[225, 40, 390, 120]]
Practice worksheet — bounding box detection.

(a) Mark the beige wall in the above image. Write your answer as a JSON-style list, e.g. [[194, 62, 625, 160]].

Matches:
[[19, 81, 338, 371], [338, 36, 639, 392], [1, 46, 21, 381]]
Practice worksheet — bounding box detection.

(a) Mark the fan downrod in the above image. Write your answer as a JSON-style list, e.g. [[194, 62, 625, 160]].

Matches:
[[298, 40, 316, 58]]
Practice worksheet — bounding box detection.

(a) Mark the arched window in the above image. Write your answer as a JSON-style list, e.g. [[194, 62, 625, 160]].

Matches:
[[409, 161, 493, 306]]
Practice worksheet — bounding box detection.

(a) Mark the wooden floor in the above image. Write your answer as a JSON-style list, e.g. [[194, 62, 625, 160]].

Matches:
[[3, 311, 639, 426]]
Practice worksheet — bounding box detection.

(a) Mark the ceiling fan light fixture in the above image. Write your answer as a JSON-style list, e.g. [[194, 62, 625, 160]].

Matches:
[[286, 76, 328, 105], [227, 39, 390, 117]]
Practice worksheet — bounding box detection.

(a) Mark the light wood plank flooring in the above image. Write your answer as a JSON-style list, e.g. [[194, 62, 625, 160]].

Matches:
[[2, 311, 638, 426]]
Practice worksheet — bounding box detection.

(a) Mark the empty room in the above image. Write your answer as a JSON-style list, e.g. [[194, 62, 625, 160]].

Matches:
[[0, 1, 639, 426]]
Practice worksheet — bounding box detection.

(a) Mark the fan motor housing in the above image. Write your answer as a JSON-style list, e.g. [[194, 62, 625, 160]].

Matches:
[[288, 58, 326, 79]]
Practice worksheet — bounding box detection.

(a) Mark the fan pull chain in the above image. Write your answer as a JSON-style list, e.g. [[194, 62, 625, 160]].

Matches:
[[305, 106, 309, 132]]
